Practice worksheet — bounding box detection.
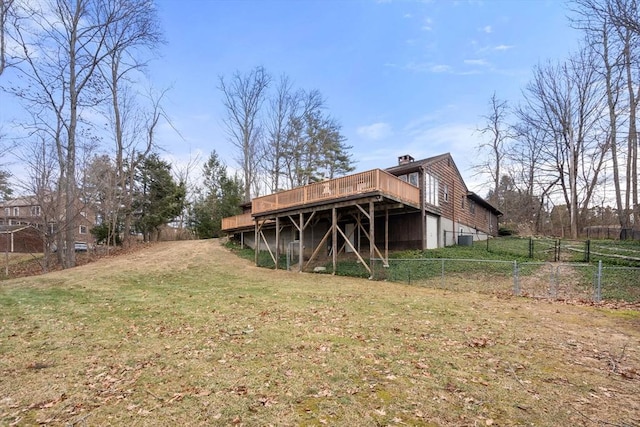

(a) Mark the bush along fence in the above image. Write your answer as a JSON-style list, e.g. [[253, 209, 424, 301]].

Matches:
[[371, 258, 640, 304]]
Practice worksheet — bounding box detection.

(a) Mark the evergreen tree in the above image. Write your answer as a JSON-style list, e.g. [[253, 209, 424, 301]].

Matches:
[[190, 151, 243, 238], [0, 170, 11, 200], [134, 153, 185, 241]]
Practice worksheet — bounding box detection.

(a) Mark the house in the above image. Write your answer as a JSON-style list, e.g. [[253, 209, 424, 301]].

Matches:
[[0, 196, 97, 253], [221, 153, 502, 275], [0, 225, 44, 253]]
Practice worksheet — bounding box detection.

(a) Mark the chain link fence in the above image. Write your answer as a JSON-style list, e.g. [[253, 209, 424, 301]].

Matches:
[[487, 236, 640, 265], [372, 258, 640, 303]]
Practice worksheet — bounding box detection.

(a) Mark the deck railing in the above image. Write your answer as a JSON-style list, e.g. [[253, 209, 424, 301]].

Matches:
[[251, 169, 420, 215], [221, 212, 253, 231]]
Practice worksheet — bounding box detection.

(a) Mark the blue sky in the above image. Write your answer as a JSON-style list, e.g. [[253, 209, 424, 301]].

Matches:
[[150, 0, 581, 194], [2, 0, 582, 195]]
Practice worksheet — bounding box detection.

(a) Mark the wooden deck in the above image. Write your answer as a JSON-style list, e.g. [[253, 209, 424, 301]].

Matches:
[[221, 169, 420, 232], [252, 169, 420, 215], [221, 212, 253, 231]]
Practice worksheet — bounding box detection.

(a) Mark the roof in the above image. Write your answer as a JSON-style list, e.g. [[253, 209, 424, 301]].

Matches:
[[385, 153, 502, 216], [0, 196, 38, 207], [385, 153, 452, 175], [467, 192, 503, 216]]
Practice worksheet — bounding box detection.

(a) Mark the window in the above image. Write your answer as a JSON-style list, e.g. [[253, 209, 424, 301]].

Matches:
[[443, 184, 449, 202], [13, 207, 19, 216], [408, 172, 419, 187], [425, 173, 439, 206], [469, 199, 476, 214], [79, 225, 88, 234], [461, 196, 465, 209], [3, 208, 9, 216], [398, 174, 408, 182], [31, 206, 41, 216]]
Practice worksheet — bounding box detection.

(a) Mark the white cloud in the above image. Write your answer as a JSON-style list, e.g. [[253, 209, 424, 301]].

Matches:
[[494, 44, 514, 51], [482, 25, 492, 33], [422, 17, 433, 31], [357, 122, 393, 141], [464, 59, 490, 66], [405, 63, 452, 73], [402, 121, 481, 189]]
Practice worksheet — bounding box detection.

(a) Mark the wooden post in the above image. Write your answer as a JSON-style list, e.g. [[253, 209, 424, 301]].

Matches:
[[369, 201, 375, 275], [332, 207, 337, 275], [275, 216, 280, 270], [254, 219, 259, 266], [299, 212, 304, 272], [385, 206, 389, 264]]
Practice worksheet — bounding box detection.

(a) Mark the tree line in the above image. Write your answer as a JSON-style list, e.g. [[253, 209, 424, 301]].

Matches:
[[0, 0, 184, 269], [476, 0, 640, 239], [0, 1, 355, 263], [190, 68, 354, 238]]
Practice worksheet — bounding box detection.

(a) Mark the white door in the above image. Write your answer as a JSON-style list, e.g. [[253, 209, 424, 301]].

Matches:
[[426, 215, 438, 249], [345, 223, 356, 252]]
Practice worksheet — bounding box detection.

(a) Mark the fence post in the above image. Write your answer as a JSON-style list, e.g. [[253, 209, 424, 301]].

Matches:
[[513, 260, 520, 296], [441, 259, 445, 288], [595, 260, 602, 303], [529, 237, 533, 259], [585, 240, 590, 263], [550, 264, 557, 299]]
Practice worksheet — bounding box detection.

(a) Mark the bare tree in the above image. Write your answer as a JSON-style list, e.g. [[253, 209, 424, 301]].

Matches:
[[219, 66, 271, 202], [6, 0, 165, 261], [518, 50, 607, 238], [98, 0, 163, 247], [263, 74, 296, 193], [572, 0, 640, 228], [0, 0, 14, 76], [6, 0, 125, 267], [474, 92, 512, 205]]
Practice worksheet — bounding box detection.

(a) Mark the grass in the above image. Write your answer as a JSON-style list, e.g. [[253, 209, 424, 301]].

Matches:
[[2, 240, 638, 426]]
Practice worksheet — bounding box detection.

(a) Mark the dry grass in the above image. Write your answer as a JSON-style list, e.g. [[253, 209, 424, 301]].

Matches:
[[0, 240, 639, 426]]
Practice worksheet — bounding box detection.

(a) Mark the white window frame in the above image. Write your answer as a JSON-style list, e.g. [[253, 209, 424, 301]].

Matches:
[[424, 173, 439, 207], [79, 225, 88, 234], [13, 207, 19, 216]]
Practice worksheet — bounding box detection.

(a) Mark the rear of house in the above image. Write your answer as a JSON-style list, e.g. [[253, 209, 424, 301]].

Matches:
[[220, 153, 501, 272], [385, 153, 501, 249]]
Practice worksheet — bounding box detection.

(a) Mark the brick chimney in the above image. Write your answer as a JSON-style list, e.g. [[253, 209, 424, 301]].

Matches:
[[398, 154, 414, 165]]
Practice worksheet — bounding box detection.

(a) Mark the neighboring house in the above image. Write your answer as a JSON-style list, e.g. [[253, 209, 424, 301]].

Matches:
[[221, 153, 502, 275], [0, 225, 44, 253], [0, 196, 97, 253]]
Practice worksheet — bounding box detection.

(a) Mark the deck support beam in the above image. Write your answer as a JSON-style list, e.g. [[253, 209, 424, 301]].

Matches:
[[332, 207, 337, 275], [369, 201, 375, 277]]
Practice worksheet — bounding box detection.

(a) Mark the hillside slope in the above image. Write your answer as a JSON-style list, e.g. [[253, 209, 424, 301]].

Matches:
[[1, 240, 639, 426]]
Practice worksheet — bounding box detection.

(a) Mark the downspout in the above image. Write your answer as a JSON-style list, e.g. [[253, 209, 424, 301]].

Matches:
[[420, 165, 426, 250], [452, 177, 456, 246]]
